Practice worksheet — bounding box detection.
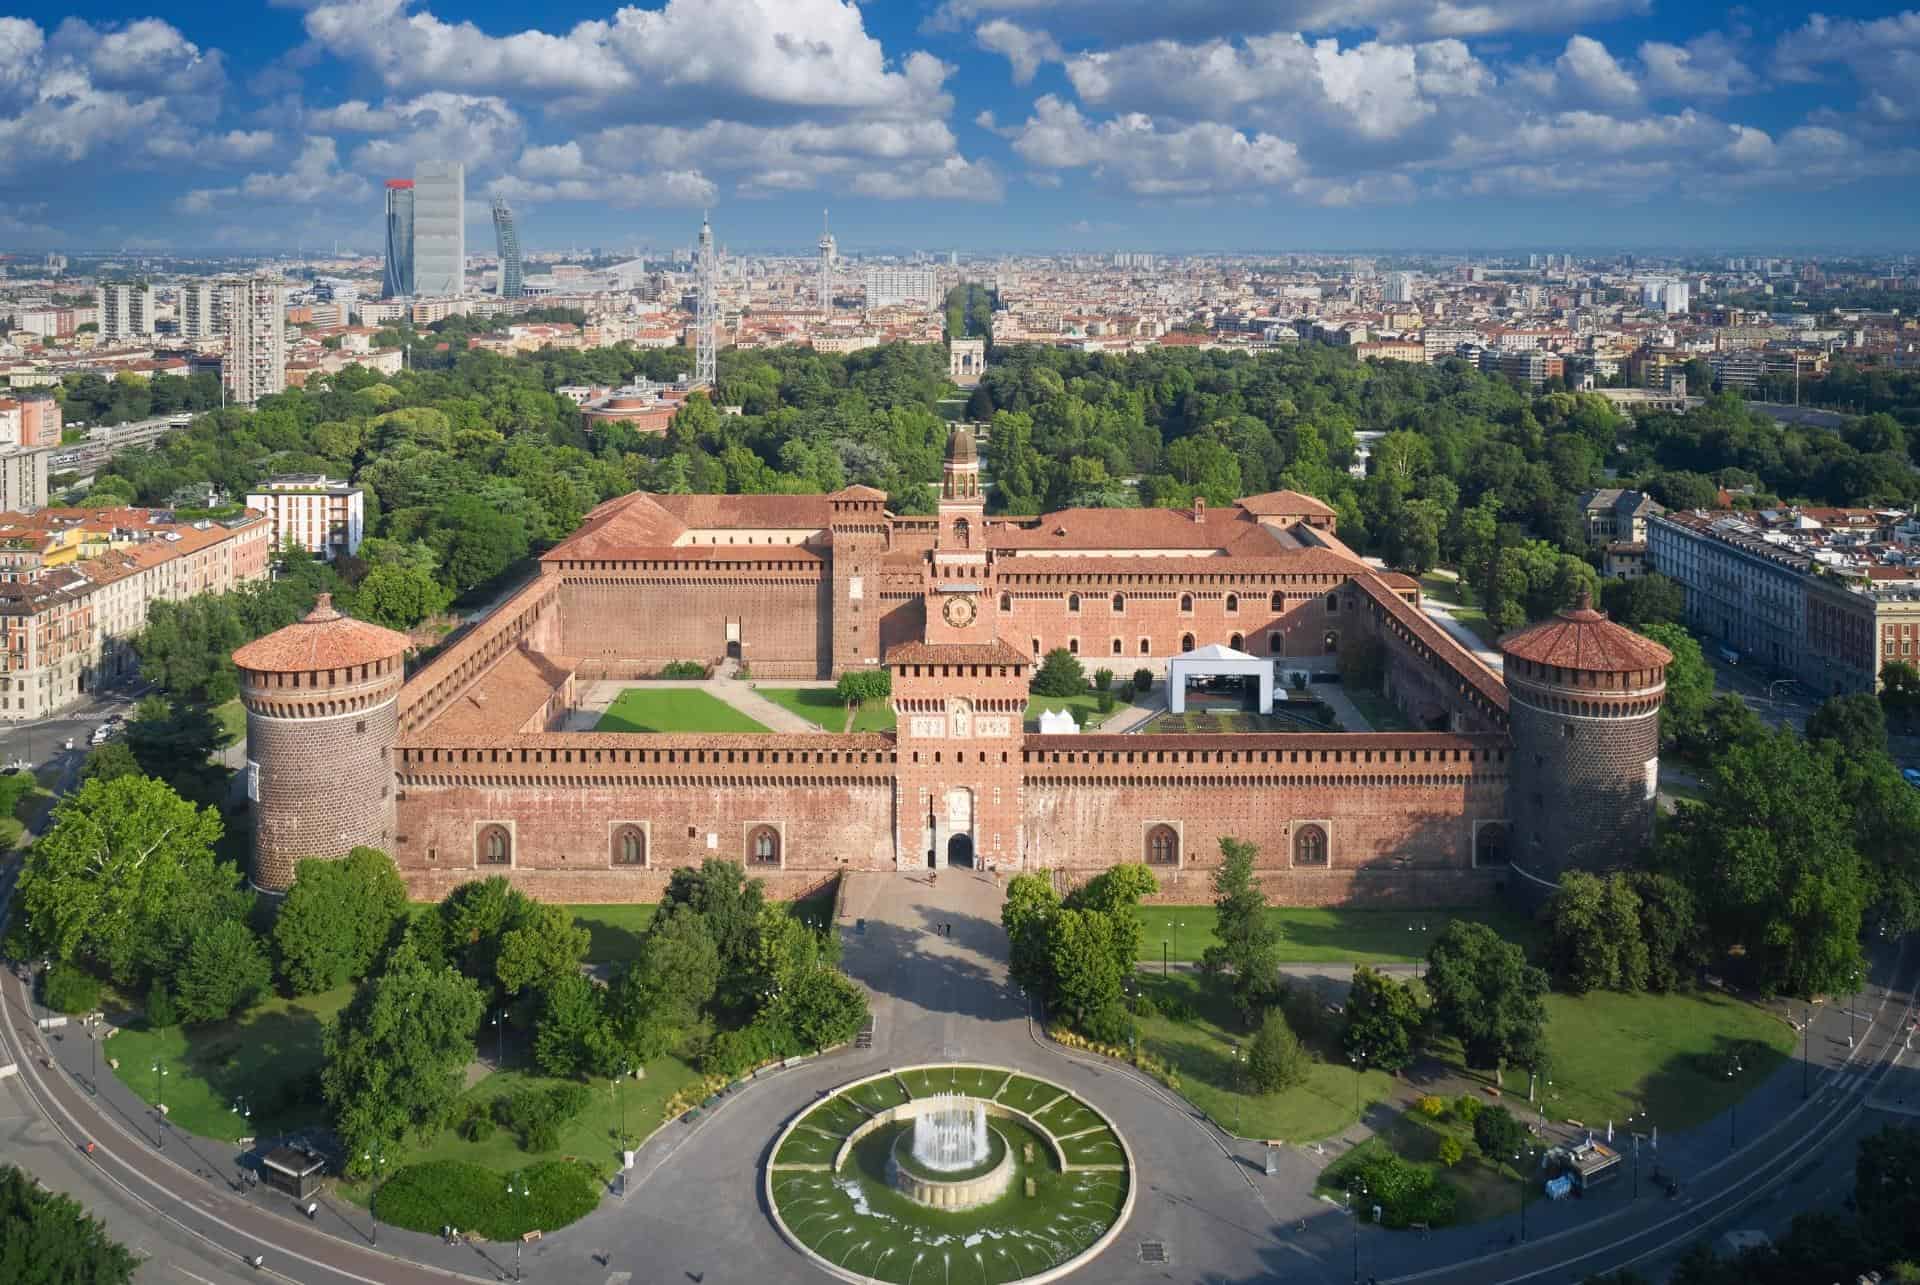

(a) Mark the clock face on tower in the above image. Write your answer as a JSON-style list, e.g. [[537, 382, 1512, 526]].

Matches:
[[942, 594, 977, 628]]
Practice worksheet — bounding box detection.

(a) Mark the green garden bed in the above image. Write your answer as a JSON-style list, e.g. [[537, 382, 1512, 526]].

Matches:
[[374, 1159, 600, 1239]]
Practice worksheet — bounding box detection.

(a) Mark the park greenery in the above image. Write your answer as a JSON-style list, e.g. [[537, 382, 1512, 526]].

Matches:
[[0, 1164, 138, 1285]]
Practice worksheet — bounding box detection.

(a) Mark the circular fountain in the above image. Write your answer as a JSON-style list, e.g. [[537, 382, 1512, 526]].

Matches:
[[885, 1093, 1015, 1209]]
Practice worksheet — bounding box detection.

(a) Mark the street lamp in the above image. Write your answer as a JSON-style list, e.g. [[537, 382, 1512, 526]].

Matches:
[[1725, 1054, 1743, 1149], [231, 1098, 251, 1190], [1408, 921, 1429, 978], [151, 1063, 168, 1149], [1230, 1041, 1243, 1137], [491, 1009, 506, 1068], [1512, 1145, 1537, 1241], [616, 1065, 634, 1148], [508, 1172, 530, 1280], [1346, 1181, 1368, 1284], [1852, 970, 1863, 1049], [1350, 1048, 1368, 1122], [86, 1017, 99, 1096], [1625, 1110, 1647, 1199], [363, 1151, 386, 1245], [1802, 1007, 1812, 1099]]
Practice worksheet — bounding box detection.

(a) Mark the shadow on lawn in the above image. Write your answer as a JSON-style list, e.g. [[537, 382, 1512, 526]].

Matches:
[[178, 1005, 331, 1133]]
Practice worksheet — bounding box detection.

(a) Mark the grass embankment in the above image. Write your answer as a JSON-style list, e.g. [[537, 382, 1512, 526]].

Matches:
[[594, 688, 769, 733], [1418, 574, 1503, 648], [1135, 906, 1545, 966], [755, 686, 896, 732]]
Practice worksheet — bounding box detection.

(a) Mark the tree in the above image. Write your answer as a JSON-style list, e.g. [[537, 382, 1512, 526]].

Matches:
[[1046, 909, 1124, 1032], [1883, 661, 1920, 724], [1640, 623, 1711, 749], [767, 964, 869, 1052], [1600, 574, 1685, 628], [1031, 647, 1086, 698], [1245, 1008, 1308, 1093], [322, 937, 487, 1172], [1807, 691, 1888, 758], [1343, 965, 1422, 1071], [11, 775, 233, 985], [1545, 872, 1647, 994], [496, 902, 590, 997], [1202, 837, 1281, 1018], [78, 741, 140, 785], [1858, 1124, 1920, 1264], [1472, 1104, 1529, 1160], [273, 848, 409, 994], [123, 697, 229, 809], [173, 919, 272, 1024], [428, 876, 535, 993], [1001, 872, 1061, 995], [532, 972, 616, 1079], [834, 668, 891, 719], [0, 1164, 138, 1285], [1628, 871, 1702, 992], [1424, 921, 1549, 1084], [432, 493, 529, 591], [607, 905, 721, 1064], [1065, 863, 1157, 976], [352, 562, 452, 630], [659, 860, 766, 1002]]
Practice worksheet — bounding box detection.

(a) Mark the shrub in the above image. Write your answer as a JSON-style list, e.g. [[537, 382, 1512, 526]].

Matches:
[[1078, 1000, 1134, 1047], [1116, 681, 1135, 702], [1155, 991, 1197, 1023], [1132, 668, 1154, 692], [1451, 1094, 1483, 1125], [1096, 690, 1116, 714], [660, 660, 706, 679], [703, 1018, 799, 1079], [1473, 1105, 1528, 1161], [1321, 1140, 1459, 1229], [373, 1159, 599, 1240], [1415, 1095, 1447, 1119], [1130, 990, 1160, 1020], [1437, 1137, 1465, 1167], [1092, 668, 1114, 692], [1246, 1008, 1308, 1093], [44, 964, 100, 1015], [493, 1083, 593, 1153], [1279, 984, 1323, 1045], [1290, 671, 1308, 691]]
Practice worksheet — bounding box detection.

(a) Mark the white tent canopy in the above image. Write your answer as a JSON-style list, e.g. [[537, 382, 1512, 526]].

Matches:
[[1167, 643, 1273, 714]]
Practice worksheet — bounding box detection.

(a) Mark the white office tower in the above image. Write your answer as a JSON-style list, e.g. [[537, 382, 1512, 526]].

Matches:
[[1384, 272, 1416, 305], [96, 283, 155, 341], [1641, 281, 1690, 315], [180, 282, 220, 339], [412, 160, 466, 297], [865, 267, 938, 308], [220, 276, 286, 405]]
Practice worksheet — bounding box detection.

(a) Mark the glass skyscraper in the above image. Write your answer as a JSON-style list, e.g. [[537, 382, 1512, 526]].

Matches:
[[411, 160, 465, 297], [491, 197, 523, 299], [382, 180, 414, 298]]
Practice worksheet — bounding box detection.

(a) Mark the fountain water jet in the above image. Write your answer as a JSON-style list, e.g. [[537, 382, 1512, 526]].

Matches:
[[911, 1094, 990, 1172]]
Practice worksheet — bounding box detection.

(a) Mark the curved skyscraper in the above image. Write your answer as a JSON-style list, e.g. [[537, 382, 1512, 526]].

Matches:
[[492, 197, 523, 299], [382, 180, 414, 299]]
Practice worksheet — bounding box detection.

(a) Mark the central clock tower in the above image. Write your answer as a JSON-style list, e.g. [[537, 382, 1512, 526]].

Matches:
[[924, 424, 1000, 645]]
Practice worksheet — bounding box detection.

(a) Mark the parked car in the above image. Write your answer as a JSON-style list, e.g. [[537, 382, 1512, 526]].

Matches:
[[1902, 767, 1920, 790]]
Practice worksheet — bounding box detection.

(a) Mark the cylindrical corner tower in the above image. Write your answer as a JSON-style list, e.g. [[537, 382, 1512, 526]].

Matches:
[[232, 593, 412, 893], [1499, 592, 1671, 900]]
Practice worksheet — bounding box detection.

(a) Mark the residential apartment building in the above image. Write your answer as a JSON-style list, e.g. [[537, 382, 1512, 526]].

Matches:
[[1579, 489, 1663, 546], [180, 282, 220, 339], [96, 283, 156, 342], [1806, 573, 1920, 696], [1479, 347, 1565, 388], [244, 475, 365, 559], [220, 276, 286, 405], [0, 507, 272, 718], [865, 267, 938, 308], [1647, 509, 1811, 671]]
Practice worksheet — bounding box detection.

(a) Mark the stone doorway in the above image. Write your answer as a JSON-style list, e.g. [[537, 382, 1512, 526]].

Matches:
[[947, 833, 975, 868]]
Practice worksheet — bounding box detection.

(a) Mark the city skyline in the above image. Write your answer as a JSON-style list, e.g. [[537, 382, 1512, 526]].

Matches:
[[0, 1, 1917, 253]]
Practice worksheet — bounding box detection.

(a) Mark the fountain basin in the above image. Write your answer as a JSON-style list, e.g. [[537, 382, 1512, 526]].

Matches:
[[886, 1124, 1013, 1210]]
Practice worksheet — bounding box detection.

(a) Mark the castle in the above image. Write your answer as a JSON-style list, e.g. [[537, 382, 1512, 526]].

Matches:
[[234, 428, 1669, 906]]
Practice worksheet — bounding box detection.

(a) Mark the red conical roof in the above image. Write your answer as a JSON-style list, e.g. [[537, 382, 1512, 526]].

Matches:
[[1498, 591, 1672, 672], [232, 593, 412, 672]]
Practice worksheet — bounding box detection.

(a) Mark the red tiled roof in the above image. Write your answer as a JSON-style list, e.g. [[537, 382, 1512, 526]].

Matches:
[[988, 506, 1287, 555], [829, 485, 889, 502], [232, 594, 411, 672], [1498, 594, 1672, 672], [1028, 732, 1508, 753], [1237, 490, 1337, 518], [885, 639, 1030, 667], [654, 494, 832, 528], [1351, 574, 1509, 712]]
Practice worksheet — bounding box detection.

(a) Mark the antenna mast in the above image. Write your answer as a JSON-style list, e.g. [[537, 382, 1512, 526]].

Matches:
[[695, 212, 717, 388]]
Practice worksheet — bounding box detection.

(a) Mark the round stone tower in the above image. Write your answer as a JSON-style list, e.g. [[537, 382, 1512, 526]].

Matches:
[[1499, 591, 1671, 900], [232, 593, 412, 893]]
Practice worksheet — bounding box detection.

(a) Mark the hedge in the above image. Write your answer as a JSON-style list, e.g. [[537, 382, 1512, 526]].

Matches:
[[1318, 1139, 1459, 1229], [373, 1159, 600, 1240]]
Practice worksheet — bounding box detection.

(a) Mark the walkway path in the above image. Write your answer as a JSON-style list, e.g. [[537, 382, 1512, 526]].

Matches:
[[1309, 681, 1372, 732]]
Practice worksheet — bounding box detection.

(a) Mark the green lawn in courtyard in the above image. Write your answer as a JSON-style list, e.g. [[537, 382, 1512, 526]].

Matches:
[[756, 686, 896, 732], [1136, 905, 1544, 967], [1024, 692, 1118, 731], [1343, 685, 1416, 732], [106, 984, 354, 1140], [594, 688, 769, 733], [1136, 972, 1393, 1141]]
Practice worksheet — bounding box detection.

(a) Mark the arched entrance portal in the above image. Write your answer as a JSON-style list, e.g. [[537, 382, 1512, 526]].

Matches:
[[947, 833, 975, 868]]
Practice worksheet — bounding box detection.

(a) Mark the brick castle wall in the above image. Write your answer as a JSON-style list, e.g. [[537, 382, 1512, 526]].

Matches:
[[555, 569, 829, 677], [1507, 687, 1660, 889], [247, 696, 399, 891]]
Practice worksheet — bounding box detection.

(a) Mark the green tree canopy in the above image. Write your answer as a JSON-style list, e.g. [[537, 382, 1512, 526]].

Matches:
[[0, 1164, 138, 1285], [1424, 921, 1549, 1083], [1202, 837, 1281, 1019], [174, 919, 273, 1024], [273, 848, 409, 994], [1343, 965, 1422, 1072]]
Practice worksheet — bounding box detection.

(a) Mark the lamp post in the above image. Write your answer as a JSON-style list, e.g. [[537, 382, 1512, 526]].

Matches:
[[363, 1151, 386, 1245], [491, 1009, 505, 1068], [617, 1065, 634, 1148], [1512, 1145, 1536, 1242], [231, 1098, 251, 1189], [1346, 1182, 1368, 1285], [1850, 969, 1862, 1048], [151, 1063, 168, 1149], [1726, 1054, 1743, 1150], [1803, 1007, 1812, 1099], [1408, 921, 1429, 979], [86, 1017, 98, 1096], [1625, 1110, 1647, 1199], [1230, 1041, 1242, 1137], [1350, 1048, 1368, 1123], [1162, 939, 1169, 978], [508, 1172, 530, 1280]]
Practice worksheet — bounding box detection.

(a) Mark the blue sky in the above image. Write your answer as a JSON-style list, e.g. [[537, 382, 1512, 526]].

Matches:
[[4, 0, 1919, 254]]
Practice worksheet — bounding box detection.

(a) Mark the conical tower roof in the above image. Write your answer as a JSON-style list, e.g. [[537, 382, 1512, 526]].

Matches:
[[1499, 591, 1672, 673], [232, 593, 412, 672]]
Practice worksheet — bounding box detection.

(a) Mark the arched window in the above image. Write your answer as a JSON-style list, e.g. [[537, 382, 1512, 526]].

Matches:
[[1325, 592, 1339, 612], [1067, 593, 1081, 613], [953, 517, 971, 548], [478, 825, 511, 866], [748, 825, 781, 866], [1269, 632, 1283, 655], [1229, 633, 1244, 650], [1112, 638, 1123, 655], [1324, 630, 1340, 654], [999, 593, 1012, 612], [613, 825, 646, 866], [1225, 594, 1239, 613], [1069, 638, 1079, 655], [1111, 593, 1125, 613], [1146, 824, 1179, 866], [1271, 591, 1284, 611], [1179, 594, 1194, 613], [1181, 633, 1196, 651], [1294, 824, 1328, 866], [1139, 638, 1151, 654]]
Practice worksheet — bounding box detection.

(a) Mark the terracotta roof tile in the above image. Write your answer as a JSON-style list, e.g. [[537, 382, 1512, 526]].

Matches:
[[988, 506, 1286, 554], [1498, 594, 1672, 672], [654, 494, 831, 529], [884, 639, 1030, 667], [1237, 490, 1337, 517], [1028, 732, 1509, 753], [232, 594, 412, 672], [1351, 574, 1509, 713], [419, 647, 578, 739]]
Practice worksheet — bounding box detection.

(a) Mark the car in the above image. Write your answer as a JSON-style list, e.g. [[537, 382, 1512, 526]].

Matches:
[[1903, 768, 1920, 790]]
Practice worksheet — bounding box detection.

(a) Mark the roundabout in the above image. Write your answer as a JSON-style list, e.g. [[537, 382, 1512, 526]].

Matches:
[[766, 1064, 1134, 1285]]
